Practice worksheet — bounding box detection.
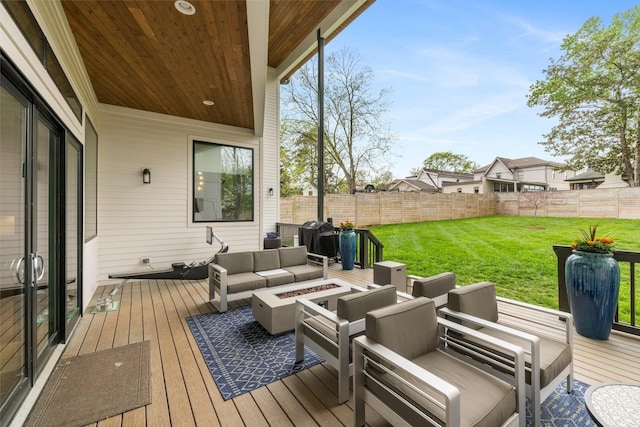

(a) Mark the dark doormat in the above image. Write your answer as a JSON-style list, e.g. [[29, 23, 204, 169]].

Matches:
[[26, 341, 151, 427]]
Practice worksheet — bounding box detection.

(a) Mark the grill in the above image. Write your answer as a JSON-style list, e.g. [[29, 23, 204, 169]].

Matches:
[[298, 221, 339, 258]]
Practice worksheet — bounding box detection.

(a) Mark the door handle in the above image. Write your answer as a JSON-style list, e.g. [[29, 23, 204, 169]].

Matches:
[[14, 257, 25, 284], [34, 253, 45, 281]]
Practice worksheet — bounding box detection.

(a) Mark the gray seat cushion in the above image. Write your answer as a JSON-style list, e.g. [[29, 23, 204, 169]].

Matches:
[[283, 264, 323, 282], [264, 272, 294, 287], [224, 272, 266, 294], [447, 281, 499, 329], [278, 246, 308, 267], [337, 285, 397, 321]]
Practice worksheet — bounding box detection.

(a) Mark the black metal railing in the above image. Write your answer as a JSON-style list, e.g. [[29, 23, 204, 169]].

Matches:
[[275, 222, 384, 269], [554, 245, 639, 336]]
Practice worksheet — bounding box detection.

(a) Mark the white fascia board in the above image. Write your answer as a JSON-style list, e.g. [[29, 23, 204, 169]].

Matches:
[[275, 0, 369, 81], [247, 0, 270, 137]]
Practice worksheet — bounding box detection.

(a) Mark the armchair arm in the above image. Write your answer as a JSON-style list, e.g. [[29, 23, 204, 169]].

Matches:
[[307, 252, 329, 279]]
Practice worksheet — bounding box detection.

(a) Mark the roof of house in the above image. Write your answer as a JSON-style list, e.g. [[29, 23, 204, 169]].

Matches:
[[474, 156, 563, 174], [565, 169, 605, 182], [388, 178, 438, 192]]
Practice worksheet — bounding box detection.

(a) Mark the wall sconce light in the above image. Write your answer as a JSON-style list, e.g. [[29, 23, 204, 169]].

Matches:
[[142, 168, 151, 184], [269, 187, 274, 196]]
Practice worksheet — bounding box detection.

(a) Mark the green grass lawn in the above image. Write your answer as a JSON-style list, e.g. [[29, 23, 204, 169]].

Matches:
[[370, 216, 640, 315]]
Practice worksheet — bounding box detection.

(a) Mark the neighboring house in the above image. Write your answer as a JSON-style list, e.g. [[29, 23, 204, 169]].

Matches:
[[0, 1, 370, 421], [565, 169, 605, 190], [387, 178, 438, 192], [415, 169, 475, 190], [442, 156, 578, 194], [302, 183, 318, 197]]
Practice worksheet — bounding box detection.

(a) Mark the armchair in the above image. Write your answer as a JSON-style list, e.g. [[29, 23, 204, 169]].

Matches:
[[440, 282, 573, 426], [408, 271, 457, 308], [353, 297, 525, 426], [294, 284, 398, 403]]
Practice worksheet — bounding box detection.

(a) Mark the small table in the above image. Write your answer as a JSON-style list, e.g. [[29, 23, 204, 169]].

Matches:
[[252, 278, 363, 335], [585, 382, 640, 426]]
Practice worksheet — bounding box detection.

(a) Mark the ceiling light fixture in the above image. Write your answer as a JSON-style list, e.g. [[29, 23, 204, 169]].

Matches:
[[174, 0, 196, 15], [203, 100, 214, 106]]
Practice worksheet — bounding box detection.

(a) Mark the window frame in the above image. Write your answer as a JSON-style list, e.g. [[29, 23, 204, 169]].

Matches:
[[192, 140, 254, 223]]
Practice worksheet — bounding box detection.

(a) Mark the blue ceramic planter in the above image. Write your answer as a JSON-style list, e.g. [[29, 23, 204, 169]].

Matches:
[[339, 230, 356, 270], [565, 251, 620, 340]]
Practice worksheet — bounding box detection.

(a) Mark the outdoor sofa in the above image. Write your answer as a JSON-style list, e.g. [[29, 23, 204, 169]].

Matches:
[[208, 246, 328, 312]]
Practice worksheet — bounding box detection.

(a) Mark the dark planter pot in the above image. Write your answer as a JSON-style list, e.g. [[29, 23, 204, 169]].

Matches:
[[339, 230, 356, 270], [565, 250, 620, 340]]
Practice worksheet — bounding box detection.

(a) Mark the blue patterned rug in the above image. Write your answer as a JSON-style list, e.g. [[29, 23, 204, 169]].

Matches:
[[527, 379, 595, 426], [186, 305, 323, 400]]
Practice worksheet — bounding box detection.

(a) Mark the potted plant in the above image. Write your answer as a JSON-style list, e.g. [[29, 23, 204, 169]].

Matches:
[[339, 221, 356, 270], [565, 225, 620, 339]]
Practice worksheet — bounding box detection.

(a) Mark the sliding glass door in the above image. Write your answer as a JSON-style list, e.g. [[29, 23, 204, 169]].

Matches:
[[1, 57, 82, 425]]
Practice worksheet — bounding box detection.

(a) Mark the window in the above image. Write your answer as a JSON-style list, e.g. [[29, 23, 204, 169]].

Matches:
[[474, 187, 479, 194], [517, 171, 524, 180], [493, 182, 514, 192], [496, 172, 501, 179], [193, 141, 253, 222]]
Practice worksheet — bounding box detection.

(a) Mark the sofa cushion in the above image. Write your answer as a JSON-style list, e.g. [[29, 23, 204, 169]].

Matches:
[[253, 249, 281, 272], [278, 246, 308, 267], [283, 264, 323, 282], [366, 297, 439, 360], [214, 251, 254, 275], [447, 282, 499, 328], [264, 272, 294, 287], [337, 285, 397, 322], [412, 272, 456, 298], [224, 272, 266, 294]]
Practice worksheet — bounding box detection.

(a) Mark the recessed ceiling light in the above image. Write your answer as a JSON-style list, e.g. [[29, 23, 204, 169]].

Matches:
[[174, 0, 195, 15], [203, 100, 214, 106]]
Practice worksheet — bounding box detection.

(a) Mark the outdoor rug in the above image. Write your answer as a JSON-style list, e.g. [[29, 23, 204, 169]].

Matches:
[[26, 341, 151, 427], [527, 379, 595, 426], [186, 305, 323, 400]]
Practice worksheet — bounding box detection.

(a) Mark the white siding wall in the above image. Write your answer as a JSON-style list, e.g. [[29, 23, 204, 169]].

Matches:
[[98, 105, 266, 283], [261, 68, 280, 234], [486, 162, 512, 179]]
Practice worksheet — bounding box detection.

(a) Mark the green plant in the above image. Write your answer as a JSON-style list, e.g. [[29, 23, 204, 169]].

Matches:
[[572, 224, 615, 254], [339, 221, 355, 231]]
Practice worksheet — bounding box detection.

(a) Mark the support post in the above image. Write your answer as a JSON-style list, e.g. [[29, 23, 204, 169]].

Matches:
[[317, 28, 325, 221]]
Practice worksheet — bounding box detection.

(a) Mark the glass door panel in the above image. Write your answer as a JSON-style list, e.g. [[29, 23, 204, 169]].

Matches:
[[34, 117, 57, 361], [65, 141, 80, 330], [0, 86, 27, 409]]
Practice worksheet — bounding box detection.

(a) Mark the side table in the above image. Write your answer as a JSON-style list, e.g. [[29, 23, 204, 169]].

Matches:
[[585, 382, 640, 426]]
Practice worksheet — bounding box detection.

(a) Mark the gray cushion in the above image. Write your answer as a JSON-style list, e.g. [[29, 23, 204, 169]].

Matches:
[[337, 285, 397, 322], [278, 246, 308, 267], [447, 282, 499, 328], [366, 297, 439, 360], [265, 272, 294, 287], [412, 272, 456, 298], [214, 251, 254, 275], [224, 272, 266, 294], [283, 264, 323, 282], [253, 249, 281, 271]]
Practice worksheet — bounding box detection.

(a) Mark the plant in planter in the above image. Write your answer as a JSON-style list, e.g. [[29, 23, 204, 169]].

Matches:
[[339, 221, 356, 270], [565, 224, 620, 340]]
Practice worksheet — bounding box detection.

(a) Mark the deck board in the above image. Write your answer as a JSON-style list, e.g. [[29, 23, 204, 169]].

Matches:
[[15, 262, 640, 427]]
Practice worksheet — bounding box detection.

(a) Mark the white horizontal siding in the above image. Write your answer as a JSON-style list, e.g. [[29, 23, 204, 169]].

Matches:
[[97, 104, 266, 283], [262, 68, 280, 232]]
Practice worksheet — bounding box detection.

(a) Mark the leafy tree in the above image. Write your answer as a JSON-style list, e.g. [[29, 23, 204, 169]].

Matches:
[[415, 151, 479, 174], [281, 47, 395, 194], [527, 6, 640, 186]]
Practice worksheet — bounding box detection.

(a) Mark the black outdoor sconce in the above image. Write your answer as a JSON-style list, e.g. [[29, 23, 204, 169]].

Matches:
[[269, 187, 274, 196], [142, 168, 151, 184]]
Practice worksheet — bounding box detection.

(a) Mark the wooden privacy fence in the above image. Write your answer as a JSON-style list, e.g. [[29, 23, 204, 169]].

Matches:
[[280, 192, 497, 226], [280, 187, 640, 227]]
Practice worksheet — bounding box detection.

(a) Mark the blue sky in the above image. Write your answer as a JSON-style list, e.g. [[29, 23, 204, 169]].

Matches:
[[322, 0, 638, 178]]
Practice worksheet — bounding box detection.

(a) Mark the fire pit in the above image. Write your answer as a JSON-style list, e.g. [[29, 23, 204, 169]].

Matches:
[[252, 279, 364, 335]]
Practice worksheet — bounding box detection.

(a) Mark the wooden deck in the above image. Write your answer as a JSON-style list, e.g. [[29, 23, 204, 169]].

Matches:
[[22, 264, 640, 426]]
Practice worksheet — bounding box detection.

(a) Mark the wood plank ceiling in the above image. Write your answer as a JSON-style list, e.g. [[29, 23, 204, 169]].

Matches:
[[61, 0, 372, 131]]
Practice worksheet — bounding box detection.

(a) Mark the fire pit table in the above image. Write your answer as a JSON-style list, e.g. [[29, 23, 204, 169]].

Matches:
[[252, 278, 365, 335]]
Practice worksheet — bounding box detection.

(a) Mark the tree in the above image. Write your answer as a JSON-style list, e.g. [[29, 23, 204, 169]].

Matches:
[[527, 6, 640, 186], [281, 48, 395, 194], [414, 151, 479, 174], [519, 191, 551, 226]]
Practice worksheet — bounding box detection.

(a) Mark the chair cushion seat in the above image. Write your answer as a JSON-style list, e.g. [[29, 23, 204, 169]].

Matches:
[[366, 349, 516, 427], [476, 326, 572, 388], [224, 272, 267, 294], [264, 272, 294, 287], [283, 265, 323, 282]]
